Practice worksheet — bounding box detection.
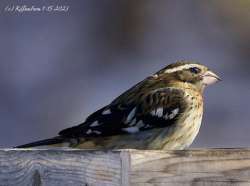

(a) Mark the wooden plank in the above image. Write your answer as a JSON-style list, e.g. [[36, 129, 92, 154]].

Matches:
[[0, 149, 123, 186], [1, 149, 250, 186], [130, 149, 250, 186]]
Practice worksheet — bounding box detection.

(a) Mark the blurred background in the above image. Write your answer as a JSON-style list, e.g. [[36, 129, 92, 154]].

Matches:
[[0, 0, 249, 148]]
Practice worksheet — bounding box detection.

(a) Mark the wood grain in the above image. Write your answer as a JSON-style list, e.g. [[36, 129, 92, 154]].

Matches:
[[130, 149, 250, 186], [0, 149, 123, 186], [1, 149, 250, 186]]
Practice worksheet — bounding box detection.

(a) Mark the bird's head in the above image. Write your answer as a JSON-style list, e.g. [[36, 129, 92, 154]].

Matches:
[[154, 61, 221, 92]]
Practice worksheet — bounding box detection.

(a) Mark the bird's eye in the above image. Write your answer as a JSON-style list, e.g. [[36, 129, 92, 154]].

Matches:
[[189, 67, 201, 74]]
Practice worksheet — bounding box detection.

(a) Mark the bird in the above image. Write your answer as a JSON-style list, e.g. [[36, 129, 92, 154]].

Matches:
[[16, 61, 221, 150]]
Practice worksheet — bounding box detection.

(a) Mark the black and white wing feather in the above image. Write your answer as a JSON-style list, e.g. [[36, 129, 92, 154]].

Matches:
[[59, 87, 187, 138]]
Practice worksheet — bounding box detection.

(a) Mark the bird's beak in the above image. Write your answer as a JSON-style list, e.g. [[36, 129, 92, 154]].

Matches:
[[202, 70, 221, 86]]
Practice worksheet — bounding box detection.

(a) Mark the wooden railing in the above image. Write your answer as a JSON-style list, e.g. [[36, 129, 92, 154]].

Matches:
[[0, 148, 250, 186]]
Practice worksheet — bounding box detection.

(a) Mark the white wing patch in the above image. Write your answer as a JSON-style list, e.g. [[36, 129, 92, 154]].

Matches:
[[124, 120, 146, 133], [86, 129, 92, 134], [169, 108, 179, 119], [136, 120, 145, 128], [93, 130, 101, 134], [90, 121, 100, 127], [122, 126, 139, 133], [151, 107, 163, 117], [126, 107, 136, 123], [151, 107, 179, 120], [102, 109, 111, 115], [155, 107, 163, 117], [144, 124, 151, 128], [128, 118, 137, 126], [150, 110, 156, 115], [86, 128, 101, 135]]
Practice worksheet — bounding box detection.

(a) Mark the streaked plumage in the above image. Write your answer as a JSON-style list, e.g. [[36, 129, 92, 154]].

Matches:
[[16, 61, 220, 150]]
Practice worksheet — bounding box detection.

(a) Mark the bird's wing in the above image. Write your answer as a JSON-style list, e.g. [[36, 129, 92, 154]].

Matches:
[[59, 87, 187, 138]]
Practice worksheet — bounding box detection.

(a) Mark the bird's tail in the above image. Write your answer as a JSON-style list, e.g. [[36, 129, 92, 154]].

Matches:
[[15, 136, 70, 148]]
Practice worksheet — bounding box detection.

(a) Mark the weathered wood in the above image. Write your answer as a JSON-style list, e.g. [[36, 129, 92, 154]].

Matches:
[[0, 149, 123, 186], [1, 149, 250, 186], [130, 149, 250, 186]]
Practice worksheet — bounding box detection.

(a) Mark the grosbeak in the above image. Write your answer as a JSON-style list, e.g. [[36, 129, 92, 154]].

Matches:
[[16, 61, 221, 150]]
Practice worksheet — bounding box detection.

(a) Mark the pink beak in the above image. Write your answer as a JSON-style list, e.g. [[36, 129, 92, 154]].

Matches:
[[202, 71, 221, 86]]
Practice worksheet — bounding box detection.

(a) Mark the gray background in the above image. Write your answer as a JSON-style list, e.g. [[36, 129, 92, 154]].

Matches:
[[0, 0, 249, 148]]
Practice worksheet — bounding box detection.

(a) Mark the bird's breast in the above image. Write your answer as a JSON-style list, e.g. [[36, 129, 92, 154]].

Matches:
[[154, 90, 204, 150]]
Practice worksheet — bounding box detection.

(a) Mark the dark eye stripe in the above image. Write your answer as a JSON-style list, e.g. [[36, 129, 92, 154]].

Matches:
[[189, 67, 201, 74]]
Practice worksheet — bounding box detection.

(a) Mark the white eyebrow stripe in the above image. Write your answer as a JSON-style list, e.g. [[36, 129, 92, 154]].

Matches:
[[164, 64, 201, 73]]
